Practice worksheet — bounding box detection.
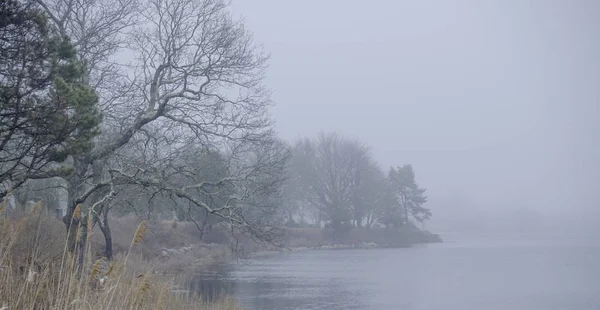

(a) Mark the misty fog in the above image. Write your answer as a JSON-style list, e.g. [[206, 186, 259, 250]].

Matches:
[[2, 0, 599, 309], [231, 0, 600, 234]]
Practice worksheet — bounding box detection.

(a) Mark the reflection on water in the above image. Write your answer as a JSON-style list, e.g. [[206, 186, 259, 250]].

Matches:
[[186, 268, 236, 303], [191, 234, 600, 310]]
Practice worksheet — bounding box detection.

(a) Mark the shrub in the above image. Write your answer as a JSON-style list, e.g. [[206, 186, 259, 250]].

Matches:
[[0, 206, 241, 310]]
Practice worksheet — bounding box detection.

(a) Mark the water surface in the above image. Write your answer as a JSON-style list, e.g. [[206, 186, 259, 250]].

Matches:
[[192, 233, 600, 309]]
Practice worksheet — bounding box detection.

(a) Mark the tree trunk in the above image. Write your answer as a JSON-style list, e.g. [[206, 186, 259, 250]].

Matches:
[[98, 208, 114, 260], [62, 212, 87, 278], [77, 219, 88, 276], [63, 200, 82, 264], [198, 208, 209, 242], [331, 219, 341, 241], [90, 161, 115, 260], [63, 215, 78, 255], [102, 226, 113, 259], [63, 157, 87, 255], [366, 213, 375, 229], [400, 194, 410, 226]]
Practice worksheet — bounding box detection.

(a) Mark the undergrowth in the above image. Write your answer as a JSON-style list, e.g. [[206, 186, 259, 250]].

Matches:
[[0, 200, 241, 310]]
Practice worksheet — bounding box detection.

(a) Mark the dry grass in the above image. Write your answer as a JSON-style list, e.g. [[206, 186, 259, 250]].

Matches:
[[0, 204, 242, 310], [89, 216, 232, 275], [103, 216, 229, 260]]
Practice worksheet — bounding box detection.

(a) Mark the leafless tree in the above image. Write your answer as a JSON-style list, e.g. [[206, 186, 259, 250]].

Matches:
[[289, 133, 372, 238], [36, 0, 278, 261], [350, 159, 386, 228]]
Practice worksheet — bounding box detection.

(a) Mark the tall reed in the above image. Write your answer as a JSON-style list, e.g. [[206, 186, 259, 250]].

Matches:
[[0, 199, 241, 310]]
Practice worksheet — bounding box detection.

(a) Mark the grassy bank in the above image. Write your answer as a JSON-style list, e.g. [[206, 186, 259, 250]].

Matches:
[[0, 212, 240, 310]]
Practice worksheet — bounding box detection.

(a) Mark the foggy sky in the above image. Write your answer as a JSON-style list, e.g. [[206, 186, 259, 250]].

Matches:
[[230, 0, 600, 227]]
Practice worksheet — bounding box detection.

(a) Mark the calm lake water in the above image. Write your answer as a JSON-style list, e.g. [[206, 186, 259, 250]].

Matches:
[[191, 233, 600, 310]]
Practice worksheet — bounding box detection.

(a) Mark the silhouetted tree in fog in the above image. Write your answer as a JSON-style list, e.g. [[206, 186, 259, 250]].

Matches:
[[349, 157, 384, 228], [284, 132, 435, 235], [388, 165, 430, 224], [288, 133, 372, 237]]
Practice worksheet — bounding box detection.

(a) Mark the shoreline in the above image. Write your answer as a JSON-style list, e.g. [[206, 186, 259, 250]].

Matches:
[[246, 230, 443, 259], [151, 229, 443, 273], [121, 222, 444, 278], [249, 242, 409, 258]]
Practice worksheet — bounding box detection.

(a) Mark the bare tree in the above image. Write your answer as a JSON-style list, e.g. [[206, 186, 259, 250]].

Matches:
[[36, 0, 277, 261], [108, 127, 289, 250], [289, 133, 371, 238], [350, 159, 386, 228]]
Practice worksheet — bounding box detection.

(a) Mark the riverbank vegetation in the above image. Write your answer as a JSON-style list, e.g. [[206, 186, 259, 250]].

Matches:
[[1, 0, 439, 308], [0, 209, 241, 309]]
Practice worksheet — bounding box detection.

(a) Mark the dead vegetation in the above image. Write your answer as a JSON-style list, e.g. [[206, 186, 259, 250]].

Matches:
[[0, 206, 240, 310]]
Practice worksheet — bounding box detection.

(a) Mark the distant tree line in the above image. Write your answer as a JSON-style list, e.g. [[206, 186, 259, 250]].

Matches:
[[282, 132, 430, 237]]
